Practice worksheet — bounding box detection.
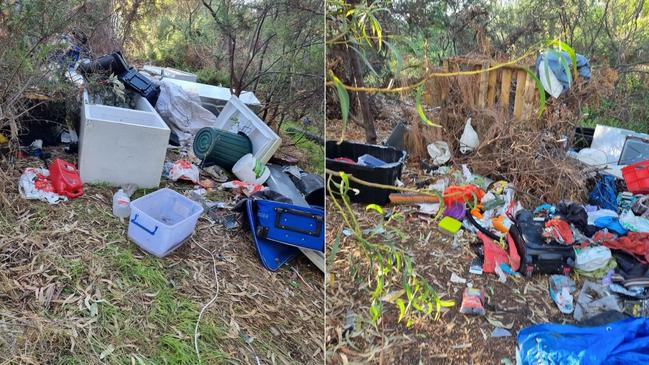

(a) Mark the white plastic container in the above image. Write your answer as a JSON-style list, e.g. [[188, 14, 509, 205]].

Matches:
[[163, 78, 261, 109], [214, 96, 281, 164], [143, 65, 198, 82], [128, 188, 204, 257], [79, 90, 170, 188], [112, 189, 131, 219], [232, 153, 270, 184]]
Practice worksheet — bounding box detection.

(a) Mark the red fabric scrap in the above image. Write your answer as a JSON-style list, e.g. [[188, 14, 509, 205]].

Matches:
[[603, 232, 649, 264], [543, 218, 574, 245]]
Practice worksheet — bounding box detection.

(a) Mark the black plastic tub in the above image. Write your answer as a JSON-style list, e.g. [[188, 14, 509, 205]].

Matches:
[[326, 140, 407, 205]]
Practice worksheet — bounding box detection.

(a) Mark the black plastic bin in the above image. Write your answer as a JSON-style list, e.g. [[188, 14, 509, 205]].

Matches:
[[326, 140, 407, 205]]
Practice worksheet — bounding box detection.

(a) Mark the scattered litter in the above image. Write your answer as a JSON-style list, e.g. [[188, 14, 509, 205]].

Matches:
[[491, 327, 511, 338], [48, 159, 83, 199], [232, 153, 270, 184], [342, 311, 356, 337], [18, 167, 68, 204], [203, 165, 229, 182], [574, 281, 621, 322], [459, 118, 479, 154], [549, 275, 576, 314], [450, 273, 466, 284], [168, 159, 200, 183], [460, 287, 485, 315], [417, 203, 440, 215], [112, 188, 131, 219], [469, 257, 483, 275], [439, 216, 462, 236], [427, 141, 451, 165], [208, 208, 239, 230], [494, 264, 507, 283], [222, 180, 266, 197]]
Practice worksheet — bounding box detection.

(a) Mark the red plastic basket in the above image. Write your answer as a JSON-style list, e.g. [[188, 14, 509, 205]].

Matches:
[[622, 159, 649, 194]]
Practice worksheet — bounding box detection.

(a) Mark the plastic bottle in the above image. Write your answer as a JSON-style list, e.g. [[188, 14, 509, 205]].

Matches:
[[112, 189, 131, 219]]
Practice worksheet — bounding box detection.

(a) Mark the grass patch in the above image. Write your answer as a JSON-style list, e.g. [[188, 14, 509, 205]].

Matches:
[[280, 120, 324, 173], [52, 243, 234, 364]]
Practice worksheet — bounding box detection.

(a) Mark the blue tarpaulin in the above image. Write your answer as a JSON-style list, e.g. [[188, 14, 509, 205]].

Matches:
[[517, 317, 649, 365], [589, 175, 618, 211], [535, 51, 591, 94]]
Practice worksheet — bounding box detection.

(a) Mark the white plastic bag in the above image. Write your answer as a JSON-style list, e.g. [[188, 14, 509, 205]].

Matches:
[[575, 245, 612, 272], [155, 80, 219, 148], [168, 160, 200, 184], [459, 118, 479, 154], [427, 141, 451, 165], [620, 210, 649, 233], [18, 168, 67, 204]]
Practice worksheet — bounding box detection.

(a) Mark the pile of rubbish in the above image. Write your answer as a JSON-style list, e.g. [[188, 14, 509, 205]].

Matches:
[[10, 32, 324, 273], [326, 118, 649, 361]]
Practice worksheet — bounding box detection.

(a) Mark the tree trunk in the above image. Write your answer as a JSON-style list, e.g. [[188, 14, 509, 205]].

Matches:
[[348, 46, 377, 144]]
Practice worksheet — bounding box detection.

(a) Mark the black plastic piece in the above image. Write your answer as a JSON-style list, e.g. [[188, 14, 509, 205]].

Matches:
[[78, 52, 129, 76], [119, 69, 160, 106], [465, 210, 500, 241], [291, 173, 324, 207], [326, 140, 407, 205], [385, 122, 408, 151]]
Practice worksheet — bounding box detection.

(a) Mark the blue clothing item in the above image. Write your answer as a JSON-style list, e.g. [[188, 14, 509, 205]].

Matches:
[[517, 317, 649, 365], [589, 175, 618, 211], [594, 216, 628, 236], [534, 203, 556, 216], [535, 51, 591, 94]]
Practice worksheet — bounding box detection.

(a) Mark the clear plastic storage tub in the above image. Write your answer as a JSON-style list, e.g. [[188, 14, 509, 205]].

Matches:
[[128, 188, 204, 257]]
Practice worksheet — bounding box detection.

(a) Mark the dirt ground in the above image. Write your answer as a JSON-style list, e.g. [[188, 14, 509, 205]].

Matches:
[[0, 144, 324, 364], [325, 105, 579, 364]]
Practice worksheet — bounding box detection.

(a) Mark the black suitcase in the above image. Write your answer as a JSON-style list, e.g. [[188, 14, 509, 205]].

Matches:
[[509, 210, 575, 276]]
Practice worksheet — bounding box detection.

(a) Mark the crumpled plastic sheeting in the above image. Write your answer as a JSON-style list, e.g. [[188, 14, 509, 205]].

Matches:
[[517, 317, 649, 365], [168, 160, 200, 184], [155, 80, 219, 147], [620, 210, 649, 233], [574, 281, 621, 322], [18, 168, 68, 204], [222, 180, 266, 197], [426, 141, 451, 166]]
